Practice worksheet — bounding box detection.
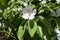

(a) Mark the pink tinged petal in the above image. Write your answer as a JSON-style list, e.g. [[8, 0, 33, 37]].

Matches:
[[29, 15, 35, 20], [22, 13, 29, 19]]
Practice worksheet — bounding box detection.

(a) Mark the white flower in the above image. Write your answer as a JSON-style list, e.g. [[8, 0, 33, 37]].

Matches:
[[41, 0, 46, 4], [22, 6, 36, 20], [55, 28, 60, 34], [23, 2, 28, 6], [55, 28, 60, 40], [50, 9, 60, 17], [56, 0, 60, 4]]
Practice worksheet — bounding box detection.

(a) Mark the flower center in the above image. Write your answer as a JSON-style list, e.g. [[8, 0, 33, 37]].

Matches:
[[27, 12, 32, 16]]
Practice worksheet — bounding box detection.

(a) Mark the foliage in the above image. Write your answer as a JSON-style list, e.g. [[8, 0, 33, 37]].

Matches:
[[0, 0, 60, 40]]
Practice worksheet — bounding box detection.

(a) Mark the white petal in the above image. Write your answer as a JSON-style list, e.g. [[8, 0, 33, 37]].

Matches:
[[42, 0, 46, 4], [57, 37, 60, 40], [29, 15, 35, 20], [22, 13, 29, 19], [33, 9, 36, 15], [30, 13, 35, 16], [57, 34, 60, 37], [56, 0, 60, 4], [55, 28, 60, 34]]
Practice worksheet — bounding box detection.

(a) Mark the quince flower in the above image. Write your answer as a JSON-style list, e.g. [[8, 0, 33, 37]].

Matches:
[[22, 6, 36, 20]]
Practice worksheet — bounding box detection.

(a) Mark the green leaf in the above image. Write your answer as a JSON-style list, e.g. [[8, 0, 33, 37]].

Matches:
[[27, 21, 37, 38], [3, 13, 9, 19], [0, 0, 7, 6], [17, 0, 24, 5], [39, 16, 51, 27], [17, 26, 24, 40], [37, 26, 43, 38], [56, 18, 60, 29], [8, 27, 11, 35]]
